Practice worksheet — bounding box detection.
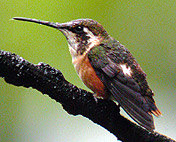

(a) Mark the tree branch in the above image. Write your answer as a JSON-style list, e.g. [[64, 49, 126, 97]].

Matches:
[[0, 50, 175, 142]]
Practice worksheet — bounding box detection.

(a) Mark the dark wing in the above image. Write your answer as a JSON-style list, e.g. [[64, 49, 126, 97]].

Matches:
[[88, 45, 158, 131]]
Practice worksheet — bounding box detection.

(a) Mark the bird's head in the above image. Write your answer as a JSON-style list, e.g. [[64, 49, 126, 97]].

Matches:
[[13, 17, 110, 59]]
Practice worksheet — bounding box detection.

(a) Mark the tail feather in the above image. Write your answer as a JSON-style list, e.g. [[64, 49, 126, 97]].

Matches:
[[110, 85, 155, 131], [151, 108, 162, 117], [112, 90, 155, 131]]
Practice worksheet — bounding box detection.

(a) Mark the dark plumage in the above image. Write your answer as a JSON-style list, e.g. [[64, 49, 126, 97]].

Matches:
[[88, 39, 161, 131]]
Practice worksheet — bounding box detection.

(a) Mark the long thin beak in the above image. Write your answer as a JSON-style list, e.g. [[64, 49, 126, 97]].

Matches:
[[12, 17, 63, 29]]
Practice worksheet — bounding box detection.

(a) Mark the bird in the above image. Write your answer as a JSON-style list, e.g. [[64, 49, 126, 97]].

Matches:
[[13, 17, 161, 131]]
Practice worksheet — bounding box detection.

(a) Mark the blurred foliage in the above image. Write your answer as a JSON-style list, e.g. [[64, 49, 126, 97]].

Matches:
[[0, 0, 175, 142]]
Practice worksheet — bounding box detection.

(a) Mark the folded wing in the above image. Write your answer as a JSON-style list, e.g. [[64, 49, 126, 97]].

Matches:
[[88, 46, 161, 131]]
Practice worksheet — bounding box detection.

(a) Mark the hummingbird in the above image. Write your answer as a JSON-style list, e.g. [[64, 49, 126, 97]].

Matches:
[[13, 17, 161, 131]]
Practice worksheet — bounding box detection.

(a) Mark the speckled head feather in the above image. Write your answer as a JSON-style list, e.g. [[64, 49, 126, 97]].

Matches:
[[53, 19, 111, 57], [62, 19, 109, 37]]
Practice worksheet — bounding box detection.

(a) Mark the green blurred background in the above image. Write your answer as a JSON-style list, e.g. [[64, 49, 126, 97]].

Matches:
[[0, 0, 175, 142]]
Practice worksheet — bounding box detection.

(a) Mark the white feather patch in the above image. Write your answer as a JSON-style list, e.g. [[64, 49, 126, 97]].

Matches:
[[120, 64, 132, 77], [83, 27, 100, 53]]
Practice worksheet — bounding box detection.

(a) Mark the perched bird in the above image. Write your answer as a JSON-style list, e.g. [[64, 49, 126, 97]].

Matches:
[[13, 17, 161, 131]]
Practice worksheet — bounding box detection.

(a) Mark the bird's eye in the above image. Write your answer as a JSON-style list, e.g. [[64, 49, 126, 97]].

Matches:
[[72, 26, 84, 34]]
